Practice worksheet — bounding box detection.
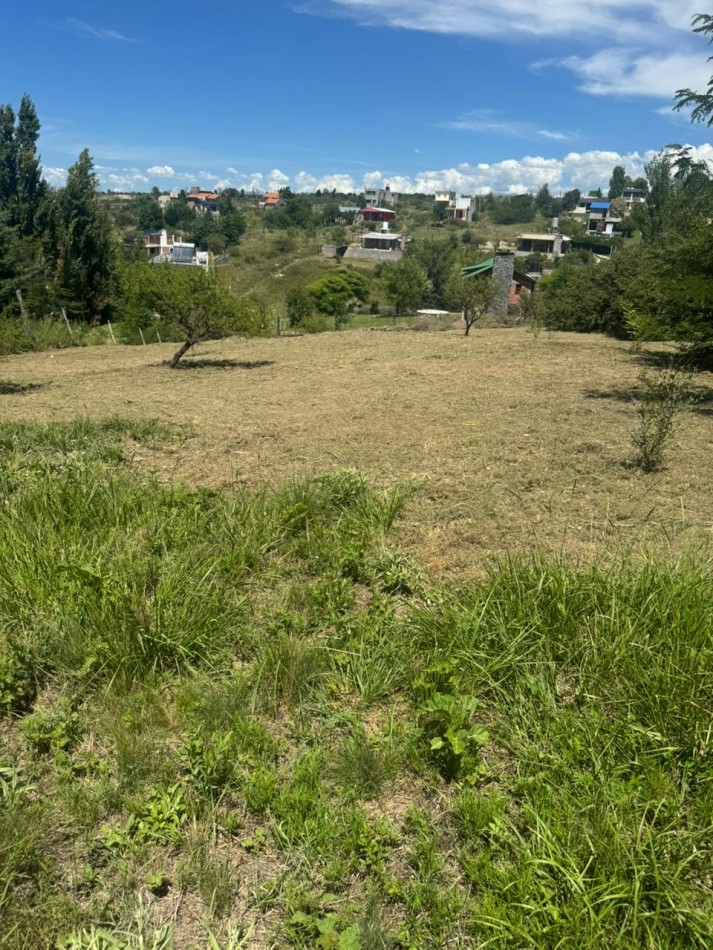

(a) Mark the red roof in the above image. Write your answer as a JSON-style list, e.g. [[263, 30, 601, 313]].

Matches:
[[188, 191, 218, 201]]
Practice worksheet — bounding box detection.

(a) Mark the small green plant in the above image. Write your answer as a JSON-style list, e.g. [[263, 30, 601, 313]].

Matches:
[[179, 729, 237, 801], [631, 367, 692, 472], [0, 765, 36, 808], [289, 910, 361, 949], [221, 813, 243, 837], [623, 305, 660, 352], [520, 286, 543, 338], [0, 641, 37, 715], [418, 693, 489, 781], [145, 871, 170, 897], [73, 864, 102, 894], [102, 785, 187, 850], [19, 701, 82, 756], [241, 826, 267, 853]]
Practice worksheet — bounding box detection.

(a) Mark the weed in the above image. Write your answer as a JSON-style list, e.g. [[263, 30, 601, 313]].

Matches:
[[178, 833, 237, 919], [19, 700, 83, 756], [180, 729, 237, 803], [144, 871, 170, 897], [418, 692, 489, 781], [102, 784, 187, 850], [331, 729, 396, 801], [631, 367, 693, 472], [0, 765, 36, 808]]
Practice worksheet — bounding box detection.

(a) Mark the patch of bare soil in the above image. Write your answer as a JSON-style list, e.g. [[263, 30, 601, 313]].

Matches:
[[2, 328, 712, 576]]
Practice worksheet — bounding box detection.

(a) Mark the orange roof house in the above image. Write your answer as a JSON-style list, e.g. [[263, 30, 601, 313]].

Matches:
[[186, 187, 220, 213]]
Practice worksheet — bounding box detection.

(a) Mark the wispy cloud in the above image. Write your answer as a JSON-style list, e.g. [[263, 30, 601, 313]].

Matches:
[[440, 110, 579, 142], [300, 2, 707, 100], [547, 49, 712, 99], [301, 1, 701, 43], [63, 18, 140, 43]]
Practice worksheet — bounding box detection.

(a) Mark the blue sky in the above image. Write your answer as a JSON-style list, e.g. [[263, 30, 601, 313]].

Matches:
[[2, 0, 712, 194]]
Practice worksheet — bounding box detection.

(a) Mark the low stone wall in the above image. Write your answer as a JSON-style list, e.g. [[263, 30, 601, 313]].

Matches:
[[343, 247, 403, 263]]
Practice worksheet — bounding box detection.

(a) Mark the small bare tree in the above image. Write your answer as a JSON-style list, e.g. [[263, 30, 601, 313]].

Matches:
[[445, 270, 495, 336]]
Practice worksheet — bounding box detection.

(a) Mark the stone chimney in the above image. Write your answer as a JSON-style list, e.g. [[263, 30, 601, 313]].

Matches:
[[491, 251, 515, 317]]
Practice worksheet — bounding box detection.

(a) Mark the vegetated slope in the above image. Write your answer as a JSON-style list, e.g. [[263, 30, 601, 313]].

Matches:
[[0, 420, 711, 948]]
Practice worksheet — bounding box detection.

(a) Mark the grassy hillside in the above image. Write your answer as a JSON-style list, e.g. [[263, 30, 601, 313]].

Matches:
[[0, 418, 711, 948]]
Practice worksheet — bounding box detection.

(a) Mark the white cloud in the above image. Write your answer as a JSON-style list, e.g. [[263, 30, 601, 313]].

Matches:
[[43, 166, 67, 186], [312, 1, 701, 42], [94, 165, 151, 190], [146, 164, 175, 177], [294, 171, 357, 192], [79, 144, 713, 197], [268, 168, 290, 190], [555, 49, 713, 98], [306, 1, 707, 100]]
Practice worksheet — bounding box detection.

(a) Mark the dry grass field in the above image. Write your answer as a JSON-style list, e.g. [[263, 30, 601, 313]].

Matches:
[[2, 326, 712, 575]]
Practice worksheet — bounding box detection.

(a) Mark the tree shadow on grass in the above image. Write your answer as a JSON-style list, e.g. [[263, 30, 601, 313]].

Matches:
[[632, 349, 713, 371], [161, 358, 275, 371], [0, 381, 46, 395], [583, 383, 713, 414]]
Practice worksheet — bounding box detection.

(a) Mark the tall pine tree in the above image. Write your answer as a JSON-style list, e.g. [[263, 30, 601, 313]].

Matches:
[[53, 149, 113, 321]]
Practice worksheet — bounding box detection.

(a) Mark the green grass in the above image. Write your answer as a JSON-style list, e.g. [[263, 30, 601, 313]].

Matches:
[[0, 420, 712, 947]]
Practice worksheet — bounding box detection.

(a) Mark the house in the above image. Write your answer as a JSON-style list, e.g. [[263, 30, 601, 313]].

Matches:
[[435, 190, 456, 204], [358, 206, 396, 224], [142, 229, 184, 257], [263, 191, 281, 208], [622, 187, 647, 210], [150, 242, 208, 269], [584, 202, 624, 237], [342, 222, 406, 262], [447, 195, 477, 223], [186, 187, 220, 214], [515, 232, 571, 259], [460, 251, 536, 318], [361, 227, 404, 252], [157, 190, 179, 210], [364, 184, 397, 208], [572, 194, 601, 217]]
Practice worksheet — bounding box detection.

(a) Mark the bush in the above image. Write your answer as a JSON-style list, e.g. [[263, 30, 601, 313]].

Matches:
[[631, 367, 692, 471]]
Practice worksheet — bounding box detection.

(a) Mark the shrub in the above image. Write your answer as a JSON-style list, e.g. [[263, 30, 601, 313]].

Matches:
[[631, 367, 693, 472]]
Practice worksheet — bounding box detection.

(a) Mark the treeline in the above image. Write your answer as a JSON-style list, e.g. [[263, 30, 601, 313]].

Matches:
[[0, 97, 113, 323], [539, 147, 713, 357]]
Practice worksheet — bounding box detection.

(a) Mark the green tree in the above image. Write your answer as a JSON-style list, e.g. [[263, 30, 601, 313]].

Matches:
[[608, 165, 627, 200], [490, 194, 535, 225], [380, 257, 431, 315], [674, 13, 713, 124], [120, 261, 268, 366], [535, 183, 554, 216], [561, 188, 581, 212], [445, 269, 495, 336], [405, 238, 456, 306], [136, 195, 164, 232], [52, 149, 114, 321], [219, 212, 246, 246], [286, 287, 312, 327], [307, 269, 370, 327], [13, 96, 46, 236]]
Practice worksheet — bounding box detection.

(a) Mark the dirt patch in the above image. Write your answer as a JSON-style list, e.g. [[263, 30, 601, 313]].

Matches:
[[2, 329, 712, 575]]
